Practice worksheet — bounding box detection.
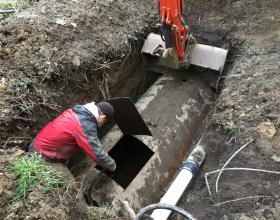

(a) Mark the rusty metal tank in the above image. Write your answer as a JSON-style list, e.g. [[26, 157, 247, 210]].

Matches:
[[79, 72, 214, 213]]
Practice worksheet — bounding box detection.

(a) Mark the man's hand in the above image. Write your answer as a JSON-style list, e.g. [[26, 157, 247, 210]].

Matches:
[[108, 163, 117, 172]]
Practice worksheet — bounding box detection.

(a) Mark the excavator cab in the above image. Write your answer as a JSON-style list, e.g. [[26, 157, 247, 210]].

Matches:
[[142, 0, 228, 73]]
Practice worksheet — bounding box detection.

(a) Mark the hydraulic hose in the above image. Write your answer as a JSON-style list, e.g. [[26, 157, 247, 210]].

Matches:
[[84, 169, 108, 206], [135, 203, 196, 220]]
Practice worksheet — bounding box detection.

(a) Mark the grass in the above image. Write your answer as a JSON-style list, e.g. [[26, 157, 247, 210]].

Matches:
[[16, 0, 38, 8], [0, 2, 15, 20], [223, 121, 238, 134], [0, 2, 14, 9], [10, 153, 64, 201], [88, 204, 119, 220], [243, 39, 254, 50], [0, 0, 38, 21]]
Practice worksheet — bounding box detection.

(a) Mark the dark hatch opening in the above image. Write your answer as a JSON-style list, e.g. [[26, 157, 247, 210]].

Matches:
[[97, 135, 154, 189]]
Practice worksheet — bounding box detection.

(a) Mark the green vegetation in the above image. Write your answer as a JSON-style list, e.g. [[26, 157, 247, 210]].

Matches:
[[0, 2, 15, 21], [0, 2, 14, 9], [223, 121, 238, 134], [12, 69, 47, 91], [243, 39, 254, 50], [10, 154, 64, 200], [88, 204, 118, 220], [16, 0, 38, 8], [0, 0, 38, 21]]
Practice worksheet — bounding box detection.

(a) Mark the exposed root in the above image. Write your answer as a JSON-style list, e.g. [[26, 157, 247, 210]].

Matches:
[[96, 71, 112, 100]]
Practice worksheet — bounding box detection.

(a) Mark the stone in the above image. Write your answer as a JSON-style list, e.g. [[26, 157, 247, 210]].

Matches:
[[257, 121, 276, 139], [234, 213, 253, 220], [256, 137, 273, 158], [271, 154, 280, 163], [263, 207, 274, 218]]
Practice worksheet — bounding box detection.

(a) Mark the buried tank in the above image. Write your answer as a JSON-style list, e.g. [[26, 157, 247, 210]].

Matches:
[[77, 72, 214, 213]]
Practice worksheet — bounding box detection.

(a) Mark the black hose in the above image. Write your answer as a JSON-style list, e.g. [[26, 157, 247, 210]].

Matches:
[[83, 170, 106, 206], [135, 203, 196, 220]]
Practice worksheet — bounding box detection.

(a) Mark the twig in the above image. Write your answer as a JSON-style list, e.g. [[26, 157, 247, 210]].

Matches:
[[205, 167, 280, 196], [213, 195, 272, 206], [40, 55, 65, 84], [12, 116, 36, 122], [2, 136, 32, 149], [96, 71, 111, 99], [120, 43, 132, 71], [62, 181, 77, 199], [215, 139, 254, 193], [38, 102, 60, 112], [92, 60, 121, 71], [75, 174, 87, 201]]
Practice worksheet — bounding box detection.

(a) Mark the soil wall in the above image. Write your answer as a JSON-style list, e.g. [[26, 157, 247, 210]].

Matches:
[[0, 0, 158, 148]]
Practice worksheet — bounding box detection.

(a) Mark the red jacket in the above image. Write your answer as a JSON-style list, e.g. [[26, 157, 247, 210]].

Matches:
[[33, 105, 115, 170]]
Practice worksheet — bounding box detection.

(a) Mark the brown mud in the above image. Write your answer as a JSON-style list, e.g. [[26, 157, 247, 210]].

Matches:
[[176, 0, 280, 219], [1, 0, 280, 219]]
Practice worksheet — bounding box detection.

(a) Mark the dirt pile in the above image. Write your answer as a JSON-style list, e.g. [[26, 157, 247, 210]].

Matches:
[[1, 0, 280, 219], [176, 0, 280, 219], [1, 0, 157, 219], [0, 148, 89, 220], [0, 0, 157, 147]]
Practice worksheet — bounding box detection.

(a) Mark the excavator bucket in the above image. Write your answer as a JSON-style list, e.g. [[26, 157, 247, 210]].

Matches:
[[141, 33, 167, 57], [141, 33, 228, 73], [189, 43, 228, 72], [141, 33, 181, 70]]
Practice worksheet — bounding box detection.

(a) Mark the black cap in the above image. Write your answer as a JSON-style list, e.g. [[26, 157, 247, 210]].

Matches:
[[96, 101, 114, 119]]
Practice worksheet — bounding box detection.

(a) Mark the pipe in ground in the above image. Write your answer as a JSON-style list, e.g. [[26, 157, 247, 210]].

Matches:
[[151, 144, 205, 220]]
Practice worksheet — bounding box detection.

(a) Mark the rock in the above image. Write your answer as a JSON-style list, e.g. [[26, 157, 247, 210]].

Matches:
[[257, 122, 276, 139], [240, 214, 253, 220], [263, 208, 274, 218], [256, 137, 273, 158], [4, 212, 20, 220], [271, 154, 280, 163], [223, 215, 229, 220], [28, 190, 42, 204], [233, 213, 253, 220], [266, 114, 278, 120]]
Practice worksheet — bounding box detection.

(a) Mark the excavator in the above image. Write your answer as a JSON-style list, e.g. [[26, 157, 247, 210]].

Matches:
[[142, 0, 228, 72]]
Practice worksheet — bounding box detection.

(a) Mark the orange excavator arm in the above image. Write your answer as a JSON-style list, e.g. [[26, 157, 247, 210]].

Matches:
[[142, 1, 228, 72], [159, 0, 190, 60]]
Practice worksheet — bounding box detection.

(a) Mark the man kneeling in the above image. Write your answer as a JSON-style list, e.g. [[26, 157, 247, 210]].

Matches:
[[29, 101, 116, 172]]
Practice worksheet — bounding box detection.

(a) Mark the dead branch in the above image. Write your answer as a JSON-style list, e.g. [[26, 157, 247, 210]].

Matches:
[[92, 60, 121, 71], [12, 116, 36, 122], [40, 55, 66, 84], [2, 136, 32, 149]]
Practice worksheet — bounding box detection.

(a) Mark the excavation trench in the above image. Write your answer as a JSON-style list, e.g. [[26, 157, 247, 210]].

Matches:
[[73, 56, 232, 215], [2, 21, 235, 218], [32, 30, 238, 218], [66, 28, 236, 215], [3, 0, 279, 219], [31, 23, 241, 220]]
